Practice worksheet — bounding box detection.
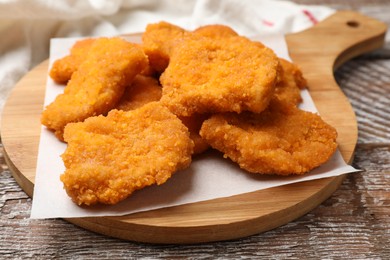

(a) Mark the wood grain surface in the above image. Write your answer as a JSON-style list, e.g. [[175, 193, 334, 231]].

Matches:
[[1, 0, 389, 258]]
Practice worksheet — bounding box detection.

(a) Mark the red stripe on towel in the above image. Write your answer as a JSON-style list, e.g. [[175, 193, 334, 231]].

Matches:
[[262, 19, 274, 27], [302, 9, 318, 24]]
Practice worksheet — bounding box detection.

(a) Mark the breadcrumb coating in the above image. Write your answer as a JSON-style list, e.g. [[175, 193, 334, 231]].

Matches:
[[193, 24, 239, 38], [115, 75, 162, 111], [160, 34, 280, 116], [41, 37, 148, 140], [200, 99, 338, 175], [60, 102, 194, 205], [49, 39, 154, 83], [114, 75, 209, 155], [142, 21, 187, 73], [274, 58, 307, 106], [49, 38, 96, 84], [179, 114, 210, 155]]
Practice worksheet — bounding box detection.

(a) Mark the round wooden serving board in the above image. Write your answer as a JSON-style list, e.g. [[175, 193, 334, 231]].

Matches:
[[1, 11, 386, 244]]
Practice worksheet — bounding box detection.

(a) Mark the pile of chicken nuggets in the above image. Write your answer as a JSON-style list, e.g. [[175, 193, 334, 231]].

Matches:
[[41, 22, 338, 206]]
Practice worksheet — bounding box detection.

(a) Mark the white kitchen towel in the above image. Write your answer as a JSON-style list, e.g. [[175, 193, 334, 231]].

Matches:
[[0, 0, 334, 113]]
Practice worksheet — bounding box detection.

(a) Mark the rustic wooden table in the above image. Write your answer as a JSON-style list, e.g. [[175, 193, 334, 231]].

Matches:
[[1, 0, 389, 258]]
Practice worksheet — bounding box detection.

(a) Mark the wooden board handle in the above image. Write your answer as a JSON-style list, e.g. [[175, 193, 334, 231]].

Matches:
[[286, 10, 387, 69], [285, 11, 387, 163]]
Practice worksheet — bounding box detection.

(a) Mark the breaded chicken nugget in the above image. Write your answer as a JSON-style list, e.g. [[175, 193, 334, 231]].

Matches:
[[180, 114, 210, 155], [41, 37, 148, 140], [49, 38, 96, 84], [282, 59, 306, 89], [200, 99, 338, 175], [115, 75, 162, 111], [60, 102, 194, 205], [142, 21, 187, 73], [50, 39, 154, 84], [193, 24, 238, 38], [114, 75, 208, 154], [274, 58, 307, 106], [160, 34, 280, 116]]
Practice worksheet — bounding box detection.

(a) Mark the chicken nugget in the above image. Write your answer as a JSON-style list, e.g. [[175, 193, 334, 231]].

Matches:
[[115, 75, 162, 111], [200, 99, 338, 175], [193, 24, 238, 38], [60, 102, 194, 206], [50, 39, 154, 84], [41, 37, 148, 140], [274, 58, 307, 106], [49, 38, 96, 84], [179, 114, 210, 155], [142, 21, 187, 73], [114, 75, 209, 154], [160, 34, 280, 116]]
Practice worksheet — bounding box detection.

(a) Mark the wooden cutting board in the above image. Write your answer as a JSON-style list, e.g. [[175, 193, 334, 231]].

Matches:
[[1, 11, 386, 244]]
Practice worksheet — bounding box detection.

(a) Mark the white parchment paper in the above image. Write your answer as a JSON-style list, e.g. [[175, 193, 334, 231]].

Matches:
[[31, 34, 358, 219]]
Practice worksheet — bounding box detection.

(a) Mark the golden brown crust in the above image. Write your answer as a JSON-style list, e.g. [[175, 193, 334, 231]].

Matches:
[[141, 21, 187, 73], [274, 58, 307, 106], [49, 39, 154, 84], [49, 38, 96, 84], [200, 99, 338, 175], [179, 114, 210, 155], [115, 75, 162, 111], [41, 37, 148, 140], [193, 24, 239, 38], [60, 102, 194, 205], [113, 74, 211, 155], [114, 76, 209, 154], [160, 34, 280, 116]]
